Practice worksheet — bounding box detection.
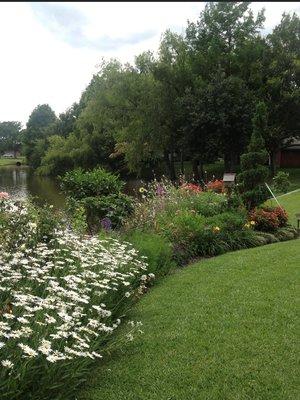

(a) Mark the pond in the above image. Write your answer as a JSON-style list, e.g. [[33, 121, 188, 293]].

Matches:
[[0, 165, 66, 209], [0, 165, 142, 209]]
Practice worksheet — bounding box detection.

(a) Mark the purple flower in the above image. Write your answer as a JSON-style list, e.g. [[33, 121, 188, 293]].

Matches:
[[100, 217, 112, 231], [156, 184, 166, 196]]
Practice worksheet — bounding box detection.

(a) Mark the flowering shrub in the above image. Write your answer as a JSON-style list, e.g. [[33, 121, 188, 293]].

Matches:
[[0, 198, 63, 251], [271, 206, 288, 227], [0, 198, 151, 400], [0, 192, 9, 200], [249, 206, 288, 232], [206, 179, 224, 193]]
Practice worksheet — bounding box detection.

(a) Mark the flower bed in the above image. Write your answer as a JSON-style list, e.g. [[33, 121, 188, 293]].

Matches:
[[0, 197, 151, 400]]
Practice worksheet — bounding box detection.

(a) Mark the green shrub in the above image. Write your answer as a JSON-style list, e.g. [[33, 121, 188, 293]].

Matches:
[[155, 209, 259, 263], [61, 168, 133, 233], [274, 227, 298, 241], [123, 231, 176, 277], [237, 102, 269, 209], [61, 167, 124, 199], [254, 231, 279, 244], [272, 171, 290, 193]]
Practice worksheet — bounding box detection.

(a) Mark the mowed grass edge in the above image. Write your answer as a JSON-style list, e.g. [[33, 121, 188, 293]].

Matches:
[[78, 239, 300, 400]]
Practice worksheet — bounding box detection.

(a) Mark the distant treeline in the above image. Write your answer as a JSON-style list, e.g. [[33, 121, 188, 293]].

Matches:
[[2, 2, 300, 179]]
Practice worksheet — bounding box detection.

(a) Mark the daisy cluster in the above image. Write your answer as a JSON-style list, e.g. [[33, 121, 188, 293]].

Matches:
[[0, 199, 151, 388]]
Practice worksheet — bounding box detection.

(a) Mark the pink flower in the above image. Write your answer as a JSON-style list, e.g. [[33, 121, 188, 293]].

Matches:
[[0, 192, 9, 199]]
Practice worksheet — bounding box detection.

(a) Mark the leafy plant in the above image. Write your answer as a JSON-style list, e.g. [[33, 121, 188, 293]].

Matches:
[[61, 167, 124, 199], [61, 168, 133, 233], [272, 171, 290, 193]]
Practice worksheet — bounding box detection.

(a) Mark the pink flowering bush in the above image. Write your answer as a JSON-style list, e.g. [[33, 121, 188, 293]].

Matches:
[[0, 192, 9, 200]]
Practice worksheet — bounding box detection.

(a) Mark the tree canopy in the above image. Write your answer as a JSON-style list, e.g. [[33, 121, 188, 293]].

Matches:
[[19, 2, 300, 179]]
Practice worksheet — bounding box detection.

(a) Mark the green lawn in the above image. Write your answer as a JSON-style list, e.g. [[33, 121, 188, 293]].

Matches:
[[0, 157, 25, 166], [79, 239, 299, 400]]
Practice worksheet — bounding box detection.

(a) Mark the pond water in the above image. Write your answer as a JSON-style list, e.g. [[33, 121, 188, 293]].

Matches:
[[0, 165, 142, 209], [0, 165, 66, 209]]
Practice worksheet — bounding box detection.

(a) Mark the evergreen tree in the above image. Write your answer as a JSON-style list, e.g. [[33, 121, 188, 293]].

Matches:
[[238, 101, 269, 210]]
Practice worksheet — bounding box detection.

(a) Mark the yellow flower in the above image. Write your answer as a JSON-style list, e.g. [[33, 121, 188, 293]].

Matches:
[[250, 220, 256, 226], [212, 226, 220, 233], [244, 223, 251, 228], [139, 187, 146, 194]]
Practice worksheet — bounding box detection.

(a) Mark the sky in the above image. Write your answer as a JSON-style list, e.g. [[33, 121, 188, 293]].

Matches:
[[0, 2, 299, 127]]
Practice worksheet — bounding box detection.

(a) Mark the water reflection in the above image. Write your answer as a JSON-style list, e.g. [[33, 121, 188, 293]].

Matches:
[[0, 165, 66, 209]]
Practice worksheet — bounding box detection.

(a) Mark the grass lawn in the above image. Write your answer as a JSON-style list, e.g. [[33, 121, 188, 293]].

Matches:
[[78, 239, 299, 400], [0, 157, 25, 166]]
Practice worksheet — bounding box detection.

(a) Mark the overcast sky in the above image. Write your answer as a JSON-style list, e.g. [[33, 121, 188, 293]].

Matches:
[[0, 2, 299, 127]]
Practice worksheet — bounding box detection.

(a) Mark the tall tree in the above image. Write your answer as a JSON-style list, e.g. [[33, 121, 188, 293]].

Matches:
[[0, 121, 22, 155], [263, 12, 300, 175], [186, 2, 265, 79], [23, 104, 57, 168]]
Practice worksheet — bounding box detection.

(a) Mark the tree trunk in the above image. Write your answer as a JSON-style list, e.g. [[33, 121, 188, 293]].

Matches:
[[180, 152, 184, 175], [192, 159, 200, 182], [224, 153, 231, 172], [225, 152, 239, 172], [164, 151, 176, 181], [269, 151, 277, 177], [199, 160, 204, 181]]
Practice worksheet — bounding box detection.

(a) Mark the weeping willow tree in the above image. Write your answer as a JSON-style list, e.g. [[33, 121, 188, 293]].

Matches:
[[238, 101, 270, 210]]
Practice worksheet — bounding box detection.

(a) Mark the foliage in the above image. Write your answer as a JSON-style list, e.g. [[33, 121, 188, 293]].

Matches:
[[0, 197, 152, 400], [272, 171, 291, 193], [124, 177, 228, 232], [61, 167, 124, 199], [238, 102, 270, 209], [122, 231, 175, 277], [61, 168, 133, 233], [21, 4, 300, 181], [67, 194, 134, 233], [23, 104, 57, 168], [157, 209, 258, 263], [0, 121, 22, 155]]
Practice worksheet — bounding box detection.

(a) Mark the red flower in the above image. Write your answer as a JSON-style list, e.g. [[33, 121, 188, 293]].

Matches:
[[180, 183, 202, 193], [206, 180, 224, 193]]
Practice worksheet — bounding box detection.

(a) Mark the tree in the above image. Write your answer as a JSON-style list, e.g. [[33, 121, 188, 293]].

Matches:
[[262, 12, 300, 175], [23, 104, 57, 167], [237, 102, 269, 210], [0, 121, 22, 155], [186, 2, 265, 79]]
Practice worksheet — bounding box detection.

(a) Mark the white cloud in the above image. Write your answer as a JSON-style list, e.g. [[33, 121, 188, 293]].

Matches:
[[0, 2, 298, 127]]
